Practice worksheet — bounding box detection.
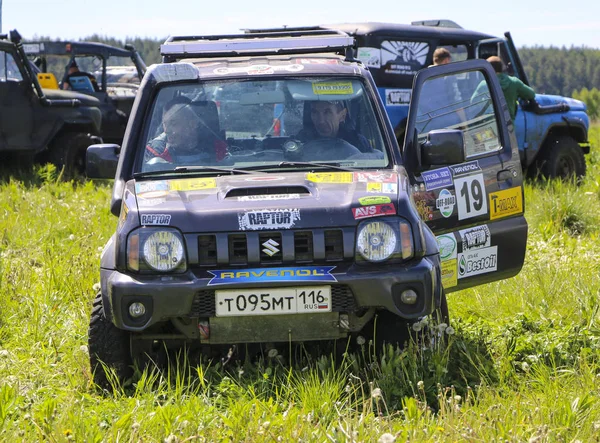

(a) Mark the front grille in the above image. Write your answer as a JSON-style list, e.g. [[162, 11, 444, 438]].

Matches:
[[324, 230, 344, 261], [294, 231, 313, 263], [228, 234, 248, 265], [198, 235, 217, 266], [189, 285, 356, 317]]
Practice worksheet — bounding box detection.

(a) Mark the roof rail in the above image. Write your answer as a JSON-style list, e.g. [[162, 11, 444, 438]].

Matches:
[[411, 19, 462, 29], [160, 29, 356, 63]]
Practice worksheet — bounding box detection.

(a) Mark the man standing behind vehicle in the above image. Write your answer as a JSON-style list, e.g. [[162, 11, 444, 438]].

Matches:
[[62, 59, 100, 92], [432, 47, 452, 66], [477, 56, 535, 121]]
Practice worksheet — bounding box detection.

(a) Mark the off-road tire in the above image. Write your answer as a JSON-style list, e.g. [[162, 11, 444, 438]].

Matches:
[[48, 132, 93, 178], [535, 135, 586, 180], [88, 291, 132, 390]]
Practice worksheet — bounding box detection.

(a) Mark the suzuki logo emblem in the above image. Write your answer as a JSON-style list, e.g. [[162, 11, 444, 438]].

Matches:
[[262, 239, 280, 256]]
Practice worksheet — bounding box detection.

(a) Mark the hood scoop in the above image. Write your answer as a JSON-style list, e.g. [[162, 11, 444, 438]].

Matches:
[[225, 186, 311, 199]]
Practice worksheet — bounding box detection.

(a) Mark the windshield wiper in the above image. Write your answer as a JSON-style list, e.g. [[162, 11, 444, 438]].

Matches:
[[256, 161, 356, 172], [134, 166, 254, 178]]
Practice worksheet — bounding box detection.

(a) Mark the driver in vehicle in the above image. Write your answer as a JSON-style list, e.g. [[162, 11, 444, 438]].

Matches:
[[296, 100, 373, 153], [144, 97, 227, 166]]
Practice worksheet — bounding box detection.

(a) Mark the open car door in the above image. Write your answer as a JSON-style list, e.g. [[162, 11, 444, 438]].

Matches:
[[403, 59, 528, 292]]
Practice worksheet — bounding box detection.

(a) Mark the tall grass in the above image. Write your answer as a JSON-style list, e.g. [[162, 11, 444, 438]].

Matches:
[[1, 128, 600, 441]]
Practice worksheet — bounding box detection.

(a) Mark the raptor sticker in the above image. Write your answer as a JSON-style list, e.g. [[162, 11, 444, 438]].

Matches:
[[306, 172, 354, 183], [489, 187, 523, 220], [385, 89, 411, 106], [238, 209, 301, 230], [140, 214, 171, 225], [458, 246, 498, 279], [169, 178, 217, 191], [459, 225, 491, 252]]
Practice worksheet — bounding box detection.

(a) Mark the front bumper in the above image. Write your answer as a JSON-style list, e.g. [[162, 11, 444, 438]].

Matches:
[[101, 255, 440, 342]]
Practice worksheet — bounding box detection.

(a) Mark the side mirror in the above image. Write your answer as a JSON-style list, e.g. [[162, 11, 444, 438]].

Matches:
[[86, 143, 120, 178], [421, 129, 465, 166]]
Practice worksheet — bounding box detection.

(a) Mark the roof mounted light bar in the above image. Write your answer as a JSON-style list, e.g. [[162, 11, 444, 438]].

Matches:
[[161, 29, 356, 63]]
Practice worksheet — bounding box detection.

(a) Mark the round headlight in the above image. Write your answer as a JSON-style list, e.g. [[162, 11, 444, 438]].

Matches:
[[142, 231, 185, 271], [357, 220, 397, 262]]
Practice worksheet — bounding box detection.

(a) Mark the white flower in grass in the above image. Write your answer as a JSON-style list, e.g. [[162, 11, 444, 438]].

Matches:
[[79, 345, 88, 354], [417, 380, 424, 389], [412, 322, 423, 332], [356, 335, 366, 346], [438, 323, 448, 332], [371, 388, 382, 398], [0, 350, 9, 358], [267, 348, 278, 358], [378, 433, 396, 443], [445, 326, 455, 335], [69, 234, 75, 241]]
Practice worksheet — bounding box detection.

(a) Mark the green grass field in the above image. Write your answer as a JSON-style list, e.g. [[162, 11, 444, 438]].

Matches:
[[1, 128, 599, 442]]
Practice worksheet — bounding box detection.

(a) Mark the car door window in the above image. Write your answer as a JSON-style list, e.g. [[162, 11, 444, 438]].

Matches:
[[416, 70, 502, 158], [0, 51, 24, 82]]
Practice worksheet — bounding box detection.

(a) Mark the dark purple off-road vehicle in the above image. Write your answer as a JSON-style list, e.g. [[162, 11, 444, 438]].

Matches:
[[86, 29, 528, 387]]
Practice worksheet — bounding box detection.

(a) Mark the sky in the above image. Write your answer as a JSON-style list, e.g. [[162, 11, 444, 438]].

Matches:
[[2, 0, 600, 49]]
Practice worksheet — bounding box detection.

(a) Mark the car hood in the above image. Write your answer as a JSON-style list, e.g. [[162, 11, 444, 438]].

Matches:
[[132, 171, 405, 233], [535, 94, 586, 111], [42, 88, 101, 106]]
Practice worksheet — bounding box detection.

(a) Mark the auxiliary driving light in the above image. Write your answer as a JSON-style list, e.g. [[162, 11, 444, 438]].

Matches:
[[129, 302, 146, 318], [400, 289, 418, 305]]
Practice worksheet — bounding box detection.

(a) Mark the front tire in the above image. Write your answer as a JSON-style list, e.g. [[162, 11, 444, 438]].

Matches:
[[535, 135, 586, 180], [88, 291, 132, 390], [48, 132, 94, 178]]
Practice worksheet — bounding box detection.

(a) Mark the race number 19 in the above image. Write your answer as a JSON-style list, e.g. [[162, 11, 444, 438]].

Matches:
[[454, 173, 488, 220]]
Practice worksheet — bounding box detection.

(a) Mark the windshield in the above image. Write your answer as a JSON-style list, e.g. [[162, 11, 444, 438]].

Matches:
[[138, 76, 389, 173]]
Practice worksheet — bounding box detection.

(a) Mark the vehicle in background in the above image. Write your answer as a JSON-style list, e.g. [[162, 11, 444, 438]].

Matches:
[[23, 40, 146, 144], [86, 29, 528, 387], [0, 30, 102, 175], [247, 22, 590, 179]]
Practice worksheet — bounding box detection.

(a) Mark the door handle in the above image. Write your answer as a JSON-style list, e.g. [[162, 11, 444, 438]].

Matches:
[[497, 169, 517, 182]]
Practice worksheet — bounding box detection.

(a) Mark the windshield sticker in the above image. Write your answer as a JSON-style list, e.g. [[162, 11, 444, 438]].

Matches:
[[169, 178, 217, 191], [358, 196, 391, 206], [238, 209, 301, 230], [385, 89, 412, 106], [489, 187, 523, 220], [449, 161, 481, 177], [436, 189, 455, 218], [140, 214, 171, 225], [421, 167, 453, 191], [213, 64, 304, 76], [135, 181, 168, 193], [381, 41, 429, 76], [458, 246, 498, 279], [207, 266, 337, 285], [356, 47, 381, 68], [454, 173, 488, 221], [355, 172, 396, 183], [459, 225, 491, 252], [436, 234, 457, 261], [306, 172, 354, 183], [312, 81, 354, 95], [244, 176, 285, 182], [352, 203, 396, 219], [297, 58, 340, 65], [238, 194, 302, 202], [441, 260, 458, 288]]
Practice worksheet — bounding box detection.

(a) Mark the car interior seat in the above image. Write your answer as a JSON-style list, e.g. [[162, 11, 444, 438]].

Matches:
[[69, 76, 95, 93], [190, 100, 227, 160], [37, 73, 59, 89]]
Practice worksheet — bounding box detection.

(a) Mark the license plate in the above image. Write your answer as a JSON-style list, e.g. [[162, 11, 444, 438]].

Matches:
[[215, 286, 331, 317]]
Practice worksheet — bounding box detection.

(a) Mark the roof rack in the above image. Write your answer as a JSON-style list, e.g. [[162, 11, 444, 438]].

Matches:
[[160, 29, 356, 63], [411, 19, 462, 29]]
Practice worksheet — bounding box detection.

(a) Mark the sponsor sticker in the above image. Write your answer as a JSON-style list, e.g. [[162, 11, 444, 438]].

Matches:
[[306, 172, 354, 183], [140, 214, 171, 225], [454, 173, 488, 220], [436, 234, 457, 261], [382, 183, 398, 194], [356, 47, 381, 68], [244, 176, 285, 182], [135, 181, 169, 193], [136, 190, 169, 200], [238, 194, 301, 202], [118, 202, 129, 231], [169, 178, 217, 191], [421, 167, 453, 191], [459, 225, 491, 252], [436, 189, 455, 218], [207, 266, 337, 285], [214, 64, 304, 75], [312, 81, 353, 95], [441, 259, 458, 288], [297, 58, 340, 65], [367, 182, 381, 193], [358, 196, 392, 206], [489, 187, 523, 220], [238, 209, 301, 230], [385, 88, 411, 106], [449, 161, 481, 177], [355, 172, 396, 183], [458, 246, 498, 279], [352, 203, 396, 219], [137, 197, 166, 207]]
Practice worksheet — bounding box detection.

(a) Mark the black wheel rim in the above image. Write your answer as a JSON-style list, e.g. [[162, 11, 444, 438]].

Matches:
[[557, 155, 575, 179]]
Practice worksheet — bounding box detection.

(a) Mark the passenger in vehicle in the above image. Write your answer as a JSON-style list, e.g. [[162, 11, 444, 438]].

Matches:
[[62, 60, 100, 92], [144, 97, 227, 166], [296, 100, 372, 153], [476, 56, 535, 120], [432, 47, 452, 66]]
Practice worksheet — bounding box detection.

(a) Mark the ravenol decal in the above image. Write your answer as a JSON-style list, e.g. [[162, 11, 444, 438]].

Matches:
[[458, 246, 498, 279], [169, 178, 217, 191], [312, 81, 353, 95], [449, 161, 481, 177], [436, 189, 455, 218], [238, 209, 301, 230], [489, 187, 523, 220], [421, 167, 453, 191], [436, 234, 457, 261], [358, 196, 392, 206], [306, 172, 354, 183], [140, 214, 171, 225], [207, 266, 337, 285]]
